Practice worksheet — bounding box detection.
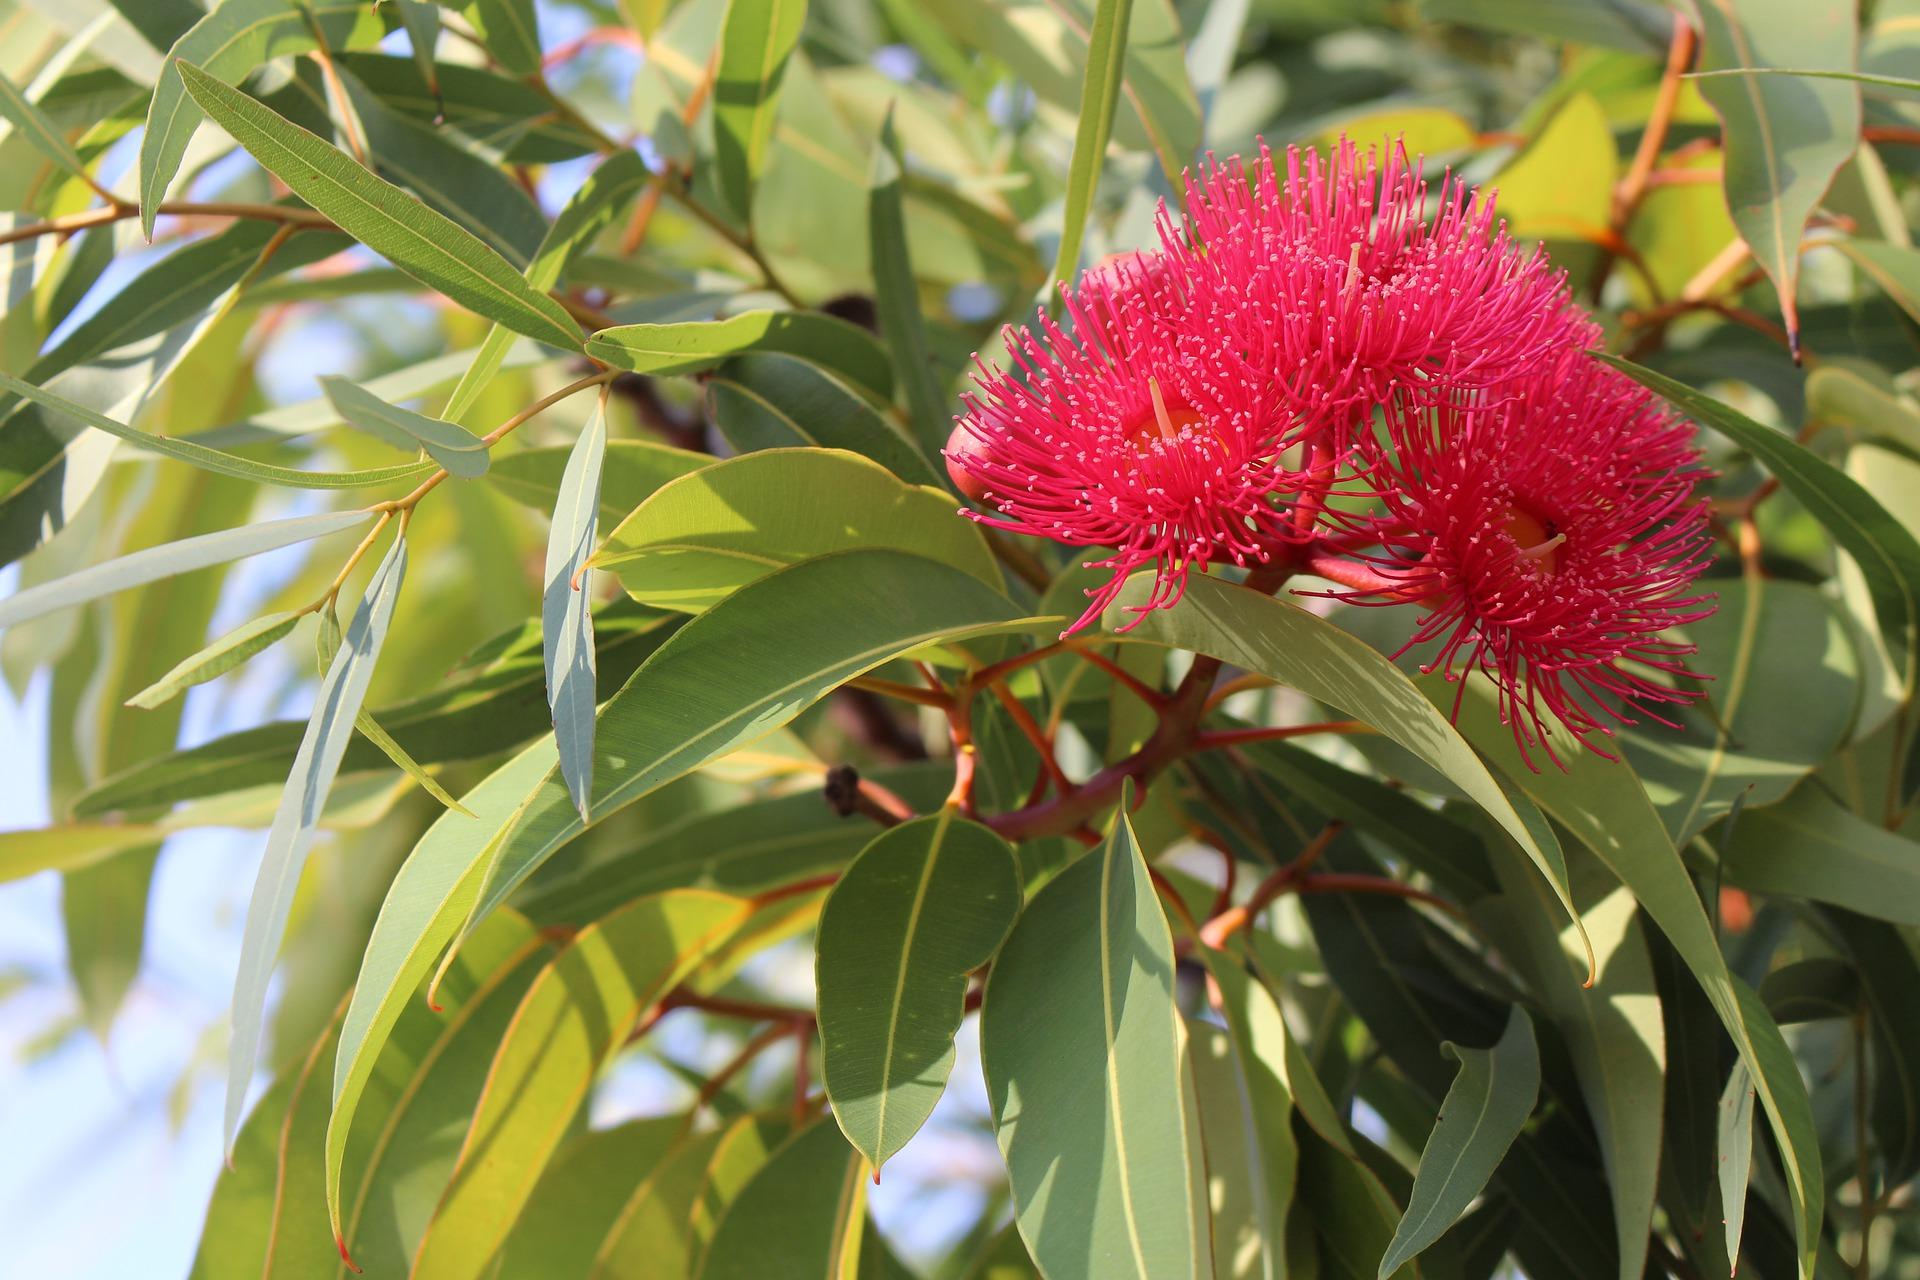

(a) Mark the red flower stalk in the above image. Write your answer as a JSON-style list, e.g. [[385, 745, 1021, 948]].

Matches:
[[1166, 139, 1585, 429], [1320, 351, 1716, 765], [946, 250, 1325, 636]]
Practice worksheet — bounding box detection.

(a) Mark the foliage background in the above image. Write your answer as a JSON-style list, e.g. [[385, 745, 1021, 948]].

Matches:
[[2, 0, 1919, 1277]]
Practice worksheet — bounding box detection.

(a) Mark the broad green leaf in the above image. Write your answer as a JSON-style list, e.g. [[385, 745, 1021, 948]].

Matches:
[[139, 0, 384, 238], [684, 1116, 794, 1276], [0, 368, 434, 489], [444, 150, 652, 422], [332, 909, 553, 1274], [321, 375, 490, 477], [817, 811, 1021, 1168], [76, 603, 682, 815], [1108, 571, 1589, 973], [1718, 1061, 1756, 1265], [567, 1124, 734, 1279], [189, 1009, 344, 1279], [713, 0, 808, 220], [421, 551, 1043, 957], [1721, 782, 1920, 925], [334, 64, 547, 268], [225, 534, 406, 1153], [587, 310, 894, 401], [1193, 954, 1299, 1280], [593, 448, 1000, 611], [325, 738, 560, 1243], [1689, 0, 1860, 353], [868, 109, 947, 460], [516, 763, 952, 924], [0, 509, 368, 630], [1379, 1007, 1540, 1277], [544, 393, 607, 820], [981, 796, 1207, 1280], [408, 889, 748, 1279], [125, 610, 299, 710], [705, 351, 938, 486], [176, 60, 584, 349], [0, 68, 92, 181], [1053, 0, 1132, 285], [1475, 860, 1664, 1280], [1609, 355, 1920, 694], [699, 1118, 872, 1279], [460, 0, 542, 74], [488, 437, 707, 525], [1449, 690, 1825, 1279], [1623, 576, 1860, 844], [1836, 238, 1920, 336], [1489, 92, 1616, 252]]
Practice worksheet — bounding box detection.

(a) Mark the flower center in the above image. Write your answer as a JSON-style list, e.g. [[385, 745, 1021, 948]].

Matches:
[[1125, 378, 1209, 451], [1503, 504, 1565, 574]]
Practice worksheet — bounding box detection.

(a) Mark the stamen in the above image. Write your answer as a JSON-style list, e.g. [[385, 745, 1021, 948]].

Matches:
[[1518, 532, 1566, 561]]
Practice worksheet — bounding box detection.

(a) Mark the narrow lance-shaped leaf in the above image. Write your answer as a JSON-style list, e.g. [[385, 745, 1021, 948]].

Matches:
[[225, 533, 408, 1153], [700, 1119, 873, 1278], [125, 611, 301, 711], [0, 509, 369, 631], [981, 787, 1208, 1280], [0, 68, 94, 182], [461, 0, 543, 75], [0, 368, 435, 490], [817, 811, 1022, 1169], [139, 0, 382, 239], [1608, 355, 1920, 693], [1053, 0, 1134, 287], [1688, 0, 1860, 357], [389, 0, 443, 97], [1718, 1060, 1756, 1266], [587, 310, 895, 401], [713, 0, 809, 220], [322, 375, 490, 478], [868, 108, 948, 461], [545, 391, 608, 821], [1378, 1007, 1541, 1278], [175, 59, 584, 350]]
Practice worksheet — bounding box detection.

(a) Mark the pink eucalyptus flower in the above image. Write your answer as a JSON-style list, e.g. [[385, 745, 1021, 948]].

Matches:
[[945, 250, 1324, 636], [1322, 350, 1716, 765]]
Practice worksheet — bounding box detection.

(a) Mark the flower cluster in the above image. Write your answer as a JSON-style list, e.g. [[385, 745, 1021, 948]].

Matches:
[[944, 137, 1714, 761]]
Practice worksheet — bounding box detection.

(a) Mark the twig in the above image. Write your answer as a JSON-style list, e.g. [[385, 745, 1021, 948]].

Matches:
[[1194, 720, 1374, 752], [1199, 822, 1342, 948]]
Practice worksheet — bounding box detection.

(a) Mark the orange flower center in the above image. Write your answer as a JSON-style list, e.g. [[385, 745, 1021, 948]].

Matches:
[[1503, 504, 1565, 574], [1124, 378, 1210, 452]]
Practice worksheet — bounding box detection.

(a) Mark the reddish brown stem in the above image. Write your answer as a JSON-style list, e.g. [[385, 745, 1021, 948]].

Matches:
[[1194, 720, 1374, 751], [989, 681, 1073, 796], [1075, 646, 1168, 708], [1199, 822, 1342, 949]]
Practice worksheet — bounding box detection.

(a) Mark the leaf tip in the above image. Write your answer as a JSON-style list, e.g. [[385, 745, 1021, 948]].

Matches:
[[335, 1231, 363, 1274]]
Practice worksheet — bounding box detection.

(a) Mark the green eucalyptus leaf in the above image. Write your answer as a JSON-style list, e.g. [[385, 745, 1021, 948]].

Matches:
[[587, 310, 894, 401], [705, 351, 937, 486], [543, 392, 607, 820], [713, 0, 808, 220], [321, 375, 490, 477], [817, 811, 1021, 1169]]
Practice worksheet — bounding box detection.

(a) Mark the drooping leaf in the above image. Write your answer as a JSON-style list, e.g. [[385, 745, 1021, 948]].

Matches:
[[322, 375, 490, 477], [407, 889, 748, 1279], [587, 310, 894, 401], [981, 793, 1208, 1280], [460, 0, 543, 75], [1821, 908, 1920, 1184], [1379, 1007, 1540, 1277], [139, 0, 385, 238], [125, 610, 300, 710], [592, 448, 1001, 611], [175, 60, 583, 349], [1717, 1060, 1756, 1265], [0, 822, 174, 882], [699, 1119, 879, 1279], [544, 392, 607, 821], [493, 1117, 690, 1277], [1688, 0, 1860, 353], [0, 68, 94, 182], [712, 0, 809, 220], [817, 811, 1021, 1169], [225, 533, 407, 1153], [487, 437, 707, 525], [0, 509, 368, 631]]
